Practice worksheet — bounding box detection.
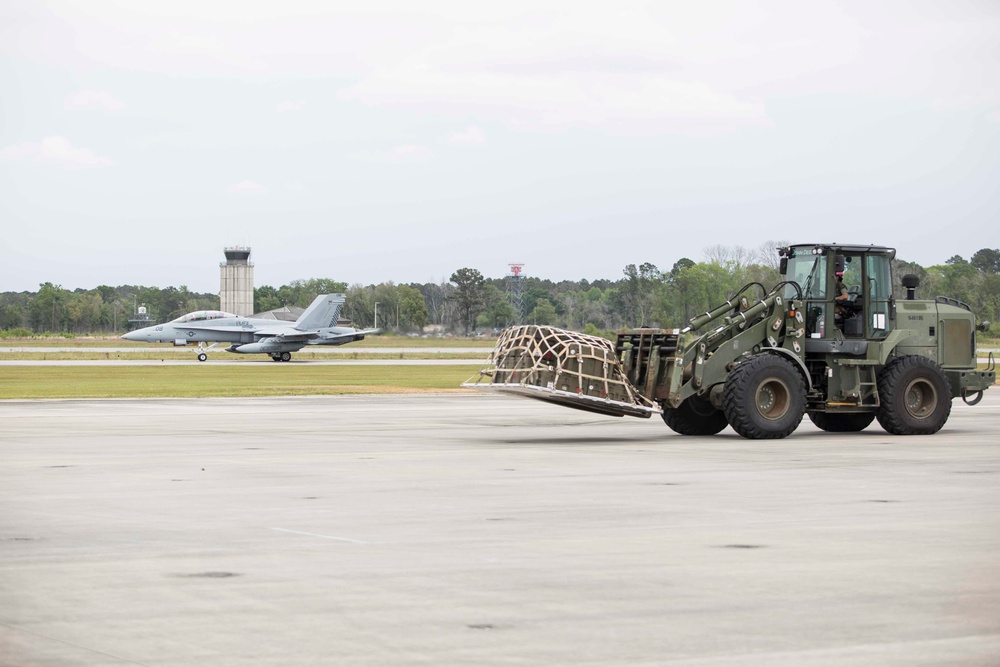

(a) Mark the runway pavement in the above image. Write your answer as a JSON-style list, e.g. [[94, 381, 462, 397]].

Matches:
[[0, 347, 992, 368], [1, 393, 999, 666]]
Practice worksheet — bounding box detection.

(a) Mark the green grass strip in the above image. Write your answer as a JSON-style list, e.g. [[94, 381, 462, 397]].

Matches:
[[0, 365, 483, 399]]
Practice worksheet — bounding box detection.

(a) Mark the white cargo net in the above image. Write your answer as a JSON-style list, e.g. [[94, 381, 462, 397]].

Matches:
[[462, 325, 657, 418]]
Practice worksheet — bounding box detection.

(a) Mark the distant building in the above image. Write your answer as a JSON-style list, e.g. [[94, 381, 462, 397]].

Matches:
[[220, 246, 254, 316]]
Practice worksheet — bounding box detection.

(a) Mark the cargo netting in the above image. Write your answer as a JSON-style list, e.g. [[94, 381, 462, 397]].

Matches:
[[462, 325, 657, 418]]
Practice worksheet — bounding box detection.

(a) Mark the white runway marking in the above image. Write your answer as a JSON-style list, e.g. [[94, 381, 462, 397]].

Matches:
[[270, 527, 371, 544]]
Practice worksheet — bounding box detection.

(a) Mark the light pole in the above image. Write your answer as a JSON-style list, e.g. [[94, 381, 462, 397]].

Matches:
[[374, 302, 378, 330]]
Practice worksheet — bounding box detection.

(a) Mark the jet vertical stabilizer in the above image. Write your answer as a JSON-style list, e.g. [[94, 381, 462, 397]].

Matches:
[[295, 294, 345, 331]]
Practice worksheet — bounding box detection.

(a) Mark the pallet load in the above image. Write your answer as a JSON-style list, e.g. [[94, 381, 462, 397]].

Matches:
[[463, 325, 657, 418]]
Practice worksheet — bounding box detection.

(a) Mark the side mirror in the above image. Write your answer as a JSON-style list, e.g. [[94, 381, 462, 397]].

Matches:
[[779, 257, 788, 275]]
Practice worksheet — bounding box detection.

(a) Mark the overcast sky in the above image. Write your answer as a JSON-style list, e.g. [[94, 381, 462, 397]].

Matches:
[[2, 1, 998, 294]]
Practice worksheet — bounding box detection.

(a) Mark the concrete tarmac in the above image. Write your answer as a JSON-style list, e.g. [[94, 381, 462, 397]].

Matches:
[[2, 393, 999, 666]]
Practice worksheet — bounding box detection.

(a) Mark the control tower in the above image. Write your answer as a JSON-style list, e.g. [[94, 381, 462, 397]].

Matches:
[[220, 246, 254, 316]]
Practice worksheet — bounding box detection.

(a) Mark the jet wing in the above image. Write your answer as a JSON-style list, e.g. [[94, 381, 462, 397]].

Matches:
[[255, 329, 322, 342], [173, 324, 322, 342], [308, 329, 380, 345], [173, 324, 253, 334]]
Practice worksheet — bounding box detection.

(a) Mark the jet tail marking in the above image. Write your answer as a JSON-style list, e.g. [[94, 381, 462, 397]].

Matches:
[[294, 294, 346, 331]]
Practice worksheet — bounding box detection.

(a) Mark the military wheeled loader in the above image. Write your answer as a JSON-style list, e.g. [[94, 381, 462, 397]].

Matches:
[[464, 244, 995, 439]]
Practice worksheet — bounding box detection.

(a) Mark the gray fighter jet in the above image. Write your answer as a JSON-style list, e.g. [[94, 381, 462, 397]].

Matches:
[[121, 294, 376, 361]]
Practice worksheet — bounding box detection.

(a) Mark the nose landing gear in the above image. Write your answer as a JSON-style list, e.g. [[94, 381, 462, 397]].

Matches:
[[196, 343, 218, 362]]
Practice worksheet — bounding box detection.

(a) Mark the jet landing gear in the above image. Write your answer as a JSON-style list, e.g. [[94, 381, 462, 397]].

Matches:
[[196, 343, 218, 362], [269, 352, 292, 362]]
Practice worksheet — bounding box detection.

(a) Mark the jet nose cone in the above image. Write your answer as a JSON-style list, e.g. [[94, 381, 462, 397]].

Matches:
[[122, 330, 141, 341]]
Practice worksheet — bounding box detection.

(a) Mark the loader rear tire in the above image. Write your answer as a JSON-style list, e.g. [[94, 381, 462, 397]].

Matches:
[[807, 411, 875, 432], [661, 396, 729, 436], [876, 356, 951, 435], [723, 354, 805, 440]]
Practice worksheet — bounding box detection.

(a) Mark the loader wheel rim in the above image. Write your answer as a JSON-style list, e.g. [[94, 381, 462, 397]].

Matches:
[[903, 378, 937, 420], [755, 378, 791, 421]]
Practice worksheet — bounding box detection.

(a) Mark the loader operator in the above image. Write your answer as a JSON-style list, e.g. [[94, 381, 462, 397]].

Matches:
[[834, 271, 850, 321]]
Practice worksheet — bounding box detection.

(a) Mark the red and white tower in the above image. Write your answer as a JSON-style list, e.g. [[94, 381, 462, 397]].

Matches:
[[508, 263, 525, 325]]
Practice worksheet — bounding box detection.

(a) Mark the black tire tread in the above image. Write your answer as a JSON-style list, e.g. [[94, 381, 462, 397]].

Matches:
[[661, 398, 729, 436], [876, 356, 951, 435], [723, 354, 806, 440], [807, 411, 875, 432]]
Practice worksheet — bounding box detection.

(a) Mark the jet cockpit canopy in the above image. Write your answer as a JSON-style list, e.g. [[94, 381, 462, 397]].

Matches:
[[171, 310, 238, 323]]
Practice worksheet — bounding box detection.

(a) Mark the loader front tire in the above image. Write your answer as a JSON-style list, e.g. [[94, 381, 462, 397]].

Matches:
[[661, 396, 729, 436], [807, 411, 875, 432], [876, 356, 951, 435], [723, 354, 805, 440]]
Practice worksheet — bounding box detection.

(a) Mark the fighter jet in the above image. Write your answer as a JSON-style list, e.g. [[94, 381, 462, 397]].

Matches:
[[121, 294, 377, 362]]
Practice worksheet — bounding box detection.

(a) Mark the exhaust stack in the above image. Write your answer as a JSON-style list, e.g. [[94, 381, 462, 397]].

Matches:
[[902, 274, 920, 300]]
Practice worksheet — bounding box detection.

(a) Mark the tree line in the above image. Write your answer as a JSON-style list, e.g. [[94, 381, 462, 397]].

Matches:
[[2, 245, 998, 337]]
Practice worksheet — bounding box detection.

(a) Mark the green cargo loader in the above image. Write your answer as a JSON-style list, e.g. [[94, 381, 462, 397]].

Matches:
[[465, 244, 995, 439]]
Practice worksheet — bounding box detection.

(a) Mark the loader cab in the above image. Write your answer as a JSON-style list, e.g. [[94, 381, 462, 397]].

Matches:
[[780, 244, 895, 341]]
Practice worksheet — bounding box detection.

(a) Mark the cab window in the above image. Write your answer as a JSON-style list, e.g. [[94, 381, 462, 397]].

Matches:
[[866, 255, 893, 337]]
